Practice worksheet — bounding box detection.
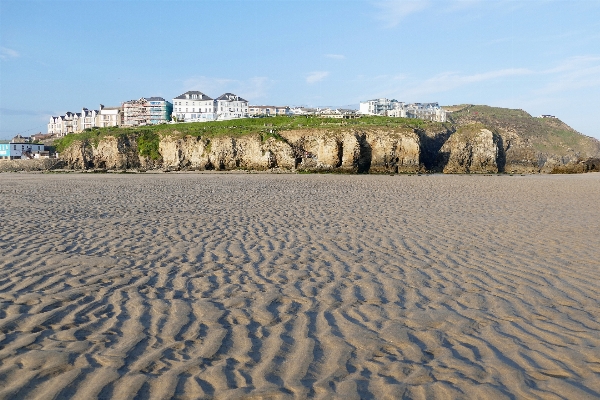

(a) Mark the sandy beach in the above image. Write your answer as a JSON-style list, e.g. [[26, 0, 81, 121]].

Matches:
[[0, 172, 599, 399]]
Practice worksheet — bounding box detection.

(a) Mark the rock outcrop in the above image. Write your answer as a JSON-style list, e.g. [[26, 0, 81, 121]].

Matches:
[[60, 128, 422, 173], [281, 128, 421, 173], [0, 159, 64, 172], [54, 108, 600, 174], [60, 136, 145, 170], [159, 134, 296, 171], [439, 127, 501, 173], [446, 105, 600, 173]]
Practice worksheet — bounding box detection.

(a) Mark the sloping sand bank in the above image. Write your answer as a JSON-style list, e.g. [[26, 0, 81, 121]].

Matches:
[[0, 172, 599, 399]]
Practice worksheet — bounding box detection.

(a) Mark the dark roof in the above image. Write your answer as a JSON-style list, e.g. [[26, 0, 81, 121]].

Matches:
[[216, 93, 247, 102], [146, 97, 166, 102], [249, 105, 289, 108], [174, 91, 212, 100]]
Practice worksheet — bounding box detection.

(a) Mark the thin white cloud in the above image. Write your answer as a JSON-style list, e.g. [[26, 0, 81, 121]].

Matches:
[[399, 68, 532, 98], [0, 47, 20, 60], [306, 71, 329, 84], [373, 0, 519, 28], [444, 0, 482, 11], [535, 56, 600, 95], [325, 54, 345, 60], [362, 55, 600, 103], [373, 0, 430, 28], [182, 76, 272, 101]]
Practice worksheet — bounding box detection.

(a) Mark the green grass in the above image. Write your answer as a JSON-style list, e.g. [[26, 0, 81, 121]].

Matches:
[[54, 115, 444, 154], [137, 130, 161, 160], [447, 105, 600, 157]]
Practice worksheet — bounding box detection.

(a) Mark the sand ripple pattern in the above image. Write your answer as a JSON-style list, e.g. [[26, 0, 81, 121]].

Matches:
[[1, 173, 599, 399]]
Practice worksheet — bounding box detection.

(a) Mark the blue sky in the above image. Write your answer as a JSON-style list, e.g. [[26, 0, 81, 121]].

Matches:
[[1, 0, 600, 139]]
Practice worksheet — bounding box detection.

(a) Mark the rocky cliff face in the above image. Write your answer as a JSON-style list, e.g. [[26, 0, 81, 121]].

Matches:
[[281, 128, 421, 173], [159, 134, 296, 171], [56, 110, 600, 174], [59, 135, 149, 170], [60, 128, 422, 173], [439, 127, 500, 174], [0, 158, 64, 172], [446, 105, 600, 173]]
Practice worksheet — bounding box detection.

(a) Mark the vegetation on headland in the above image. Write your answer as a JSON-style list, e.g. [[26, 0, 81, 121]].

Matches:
[[447, 105, 600, 157], [50, 107, 600, 173], [54, 115, 444, 156]]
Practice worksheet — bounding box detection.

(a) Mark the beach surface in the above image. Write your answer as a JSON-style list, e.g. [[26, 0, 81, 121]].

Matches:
[[0, 172, 599, 399]]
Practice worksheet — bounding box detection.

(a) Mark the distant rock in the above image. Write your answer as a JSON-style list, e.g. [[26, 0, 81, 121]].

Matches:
[[439, 127, 500, 173]]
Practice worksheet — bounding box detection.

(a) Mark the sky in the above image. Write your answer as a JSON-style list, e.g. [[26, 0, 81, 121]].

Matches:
[[1, 0, 600, 140]]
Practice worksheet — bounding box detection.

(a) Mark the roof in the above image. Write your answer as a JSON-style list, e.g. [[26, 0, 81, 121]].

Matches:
[[216, 93, 247, 102], [11, 134, 27, 142], [174, 91, 212, 100], [249, 105, 289, 109], [146, 97, 166, 102]]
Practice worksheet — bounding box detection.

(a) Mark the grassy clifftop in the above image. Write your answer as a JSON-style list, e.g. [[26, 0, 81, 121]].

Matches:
[[446, 105, 600, 158], [52, 107, 600, 173], [54, 115, 441, 153]]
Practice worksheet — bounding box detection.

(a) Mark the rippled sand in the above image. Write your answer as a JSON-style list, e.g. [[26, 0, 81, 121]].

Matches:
[[0, 172, 599, 399]]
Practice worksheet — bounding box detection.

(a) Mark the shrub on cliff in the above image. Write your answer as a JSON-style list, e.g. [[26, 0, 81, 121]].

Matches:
[[137, 130, 161, 160]]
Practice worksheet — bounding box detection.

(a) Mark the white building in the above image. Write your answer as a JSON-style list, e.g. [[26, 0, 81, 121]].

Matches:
[[405, 103, 446, 122], [172, 91, 216, 122], [318, 108, 361, 119], [48, 112, 78, 137], [248, 105, 291, 117], [289, 107, 319, 115], [48, 105, 122, 136], [359, 98, 446, 122], [214, 93, 248, 120], [80, 108, 99, 131], [172, 91, 249, 122], [359, 98, 402, 115], [98, 104, 122, 128]]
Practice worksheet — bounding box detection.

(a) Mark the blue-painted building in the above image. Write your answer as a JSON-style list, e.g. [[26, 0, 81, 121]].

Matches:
[[147, 97, 173, 125], [0, 143, 45, 160]]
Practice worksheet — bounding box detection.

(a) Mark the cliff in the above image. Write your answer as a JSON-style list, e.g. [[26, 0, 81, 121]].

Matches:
[[58, 127, 422, 174], [52, 111, 600, 174], [446, 105, 600, 173]]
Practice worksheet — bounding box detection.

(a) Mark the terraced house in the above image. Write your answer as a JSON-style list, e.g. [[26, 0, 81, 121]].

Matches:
[[172, 91, 248, 122], [48, 105, 123, 136], [214, 93, 248, 120], [172, 91, 216, 122]]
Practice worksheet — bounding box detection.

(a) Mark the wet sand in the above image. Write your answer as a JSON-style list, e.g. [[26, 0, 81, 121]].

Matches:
[[0, 172, 599, 399]]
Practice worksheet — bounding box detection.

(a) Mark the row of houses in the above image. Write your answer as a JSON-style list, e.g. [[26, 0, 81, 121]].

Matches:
[[48, 98, 173, 137], [0, 135, 49, 160], [48, 91, 255, 136], [359, 98, 447, 122], [47, 91, 447, 137]]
